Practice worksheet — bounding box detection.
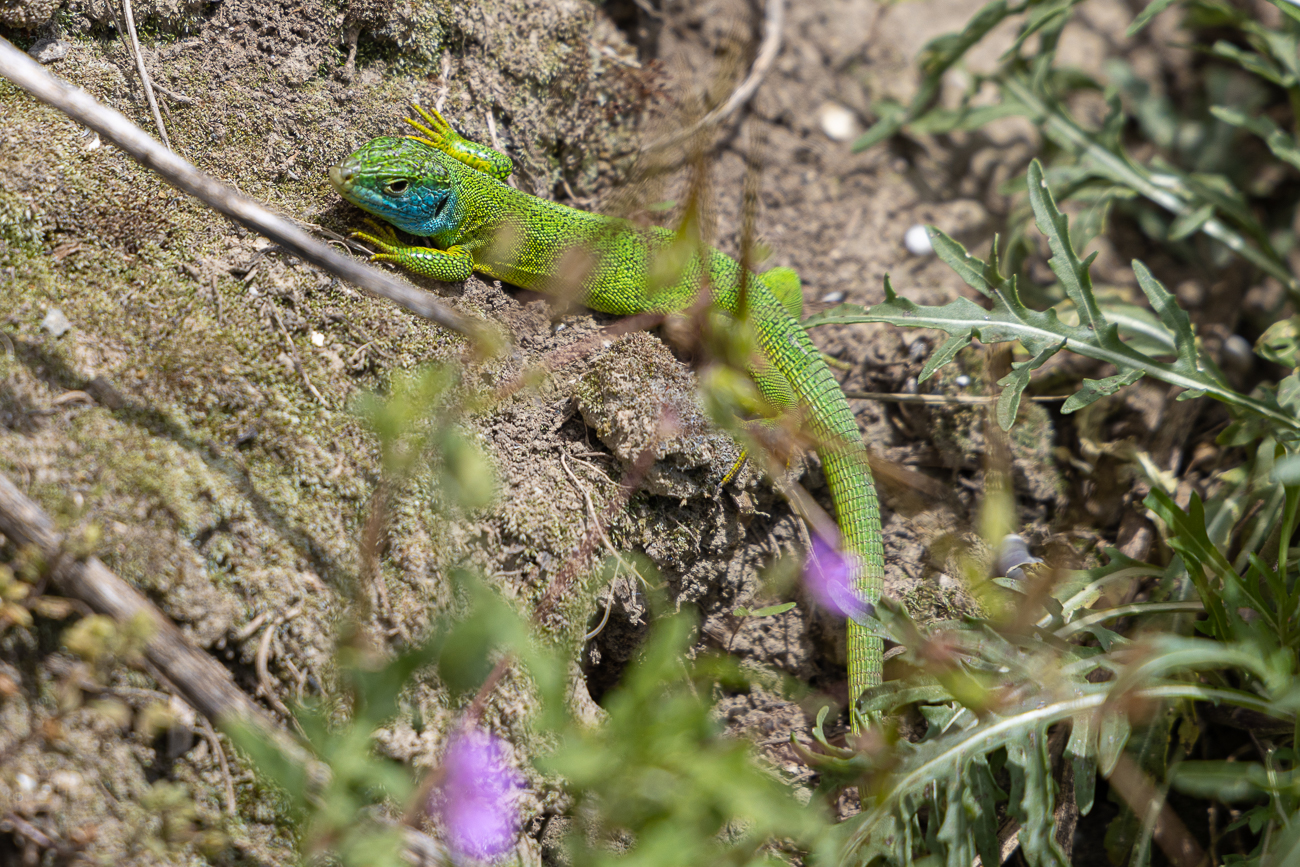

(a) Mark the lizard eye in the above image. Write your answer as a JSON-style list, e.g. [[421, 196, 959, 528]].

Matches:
[[385, 179, 409, 194]]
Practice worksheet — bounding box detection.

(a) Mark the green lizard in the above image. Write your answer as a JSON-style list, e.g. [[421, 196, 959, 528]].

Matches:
[[329, 105, 885, 708]]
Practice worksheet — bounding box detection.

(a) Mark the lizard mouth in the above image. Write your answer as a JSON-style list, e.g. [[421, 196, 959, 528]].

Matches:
[[328, 163, 355, 195], [430, 192, 450, 225]]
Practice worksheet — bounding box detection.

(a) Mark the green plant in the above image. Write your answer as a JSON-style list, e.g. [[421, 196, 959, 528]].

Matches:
[[802, 157, 1300, 864]]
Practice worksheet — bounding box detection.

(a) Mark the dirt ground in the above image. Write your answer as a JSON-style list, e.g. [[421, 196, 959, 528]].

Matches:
[[0, 0, 1232, 863]]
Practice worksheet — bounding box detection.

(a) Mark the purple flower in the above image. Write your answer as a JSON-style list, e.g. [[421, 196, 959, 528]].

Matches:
[[429, 729, 524, 863], [804, 533, 872, 620]]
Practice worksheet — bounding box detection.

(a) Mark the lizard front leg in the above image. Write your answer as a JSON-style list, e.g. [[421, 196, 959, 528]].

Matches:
[[352, 220, 475, 282]]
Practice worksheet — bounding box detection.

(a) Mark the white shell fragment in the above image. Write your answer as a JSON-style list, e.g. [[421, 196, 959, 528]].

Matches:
[[904, 224, 933, 256], [818, 103, 857, 142]]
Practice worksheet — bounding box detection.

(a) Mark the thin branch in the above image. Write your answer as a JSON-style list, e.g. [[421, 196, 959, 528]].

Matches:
[[120, 0, 170, 149], [151, 81, 194, 105], [197, 715, 238, 815], [642, 0, 785, 152], [256, 605, 303, 725], [0, 36, 486, 345], [1107, 752, 1206, 867], [844, 390, 1069, 405]]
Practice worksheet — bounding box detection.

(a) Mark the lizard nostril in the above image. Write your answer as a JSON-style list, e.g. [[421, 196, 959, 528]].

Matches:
[[328, 164, 355, 191]]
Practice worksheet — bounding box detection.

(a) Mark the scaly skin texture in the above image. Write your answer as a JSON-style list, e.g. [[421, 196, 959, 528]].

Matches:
[[330, 106, 884, 708]]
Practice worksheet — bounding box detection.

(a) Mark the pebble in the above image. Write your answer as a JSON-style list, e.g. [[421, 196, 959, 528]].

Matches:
[[819, 291, 845, 304], [28, 38, 69, 64], [817, 103, 857, 143], [996, 534, 1042, 580], [904, 224, 934, 256], [1223, 334, 1253, 372], [51, 771, 82, 795], [41, 307, 71, 337]]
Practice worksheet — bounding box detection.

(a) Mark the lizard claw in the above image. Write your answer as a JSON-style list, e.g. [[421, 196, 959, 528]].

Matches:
[[405, 103, 455, 148], [351, 219, 402, 253]]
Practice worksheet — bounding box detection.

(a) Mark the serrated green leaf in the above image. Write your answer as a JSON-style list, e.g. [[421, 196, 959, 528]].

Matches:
[[1061, 368, 1145, 413], [800, 301, 871, 329], [966, 755, 1003, 866], [1006, 728, 1068, 866], [851, 0, 1013, 153], [1131, 261, 1199, 373], [996, 340, 1065, 429], [1144, 489, 1245, 638], [930, 227, 996, 298], [1027, 160, 1108, 333], [919, 332, 976, 383], [858, 682, 955, 715], [936, 772, 972, 867], [834, 169, 1300, 440]]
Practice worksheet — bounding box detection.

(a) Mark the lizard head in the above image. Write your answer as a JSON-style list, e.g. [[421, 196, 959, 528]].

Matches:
[[329, 137, 458, 238]]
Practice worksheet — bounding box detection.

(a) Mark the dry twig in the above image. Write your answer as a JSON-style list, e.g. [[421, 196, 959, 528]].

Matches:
[[197, 715, 238, 815], [256, 605, 304, 725], [120, 0, 170, 149]]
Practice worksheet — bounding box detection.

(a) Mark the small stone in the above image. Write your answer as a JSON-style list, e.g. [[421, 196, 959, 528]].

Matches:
[[995, 534, 1042, 580], [819, 290, 845, 303], [904, 225, 933, 256], [310, 331, 325, 347], [28, 38, 69, 64], [41, 307, 71, 337], [954, 374, 971, 388], [16, 773, 35, 794], [1223, 334, 1253, 374], [50, 771, 82, 795], [818, 103, 858, 142]]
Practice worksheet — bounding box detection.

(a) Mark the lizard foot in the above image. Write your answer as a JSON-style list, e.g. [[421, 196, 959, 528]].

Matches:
[[351, 219, 404, 254]]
